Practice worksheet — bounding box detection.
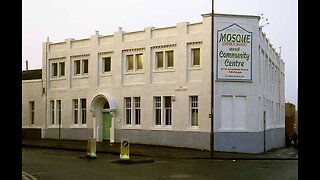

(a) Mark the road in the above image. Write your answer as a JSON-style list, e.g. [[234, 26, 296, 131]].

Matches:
[[22, 147, 298, 180]]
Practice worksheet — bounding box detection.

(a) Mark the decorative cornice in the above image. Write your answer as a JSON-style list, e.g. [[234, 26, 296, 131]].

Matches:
[[49, 57, 66, 61], [98, 51, 114, 55], [122, 47, 145, 52], [70, 54, 90, 58], [187, 41, 203, 45], [151, 44, 177, 49]]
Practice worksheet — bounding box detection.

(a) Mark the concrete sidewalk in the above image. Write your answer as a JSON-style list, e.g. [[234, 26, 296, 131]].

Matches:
[[22, 138, 298, 160]]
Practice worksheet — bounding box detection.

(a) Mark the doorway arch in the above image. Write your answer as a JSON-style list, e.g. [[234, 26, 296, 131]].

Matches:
[[90, 93, 116, 142]]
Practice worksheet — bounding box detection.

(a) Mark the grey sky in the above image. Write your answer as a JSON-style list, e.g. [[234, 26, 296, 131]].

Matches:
[[22, 0, 297, 107]]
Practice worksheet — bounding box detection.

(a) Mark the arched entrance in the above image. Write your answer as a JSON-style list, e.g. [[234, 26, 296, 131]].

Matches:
[[90, 93, 116, 142]]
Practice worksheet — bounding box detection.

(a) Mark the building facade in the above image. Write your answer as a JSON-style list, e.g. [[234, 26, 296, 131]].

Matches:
[[22, 13, 285, 153]]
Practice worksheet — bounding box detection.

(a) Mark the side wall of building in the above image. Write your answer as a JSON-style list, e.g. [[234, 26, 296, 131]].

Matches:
[[22, 79, 45, 138]]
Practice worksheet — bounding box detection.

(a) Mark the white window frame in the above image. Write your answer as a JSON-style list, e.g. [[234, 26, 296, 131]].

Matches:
[[191, 48, 200, 67], [124, 97, 142, 128], [154, 50, 175, 71], [153, 96, 173, 129], [29, 101, 35, 126], [74, 59, 89, 76], [190, 96, 199, 127], [72, 98, 87, 128], [48, 100, 62, 128], [125, 53, 144, 73]]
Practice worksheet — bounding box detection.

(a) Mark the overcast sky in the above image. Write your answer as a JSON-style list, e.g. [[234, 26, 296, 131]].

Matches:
[[22, 0, 298, 107]]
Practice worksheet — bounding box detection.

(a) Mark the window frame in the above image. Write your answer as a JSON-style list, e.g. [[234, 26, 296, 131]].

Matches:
[[74, 59, 89, 76], [29, 101, 35, 125], [153, 96, 173, 129], [190, 96, 199, 127], [72, 98, 87, 127]]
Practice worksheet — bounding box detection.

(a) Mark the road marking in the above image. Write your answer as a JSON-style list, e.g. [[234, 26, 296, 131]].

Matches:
[[22, 171, 38, 180]]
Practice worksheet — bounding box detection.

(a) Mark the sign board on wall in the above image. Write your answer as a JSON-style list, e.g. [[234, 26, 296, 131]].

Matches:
[[216, 23, 252, 81]]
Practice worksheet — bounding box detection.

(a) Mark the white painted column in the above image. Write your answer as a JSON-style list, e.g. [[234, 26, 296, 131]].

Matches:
[[110, 110, 115, 143]]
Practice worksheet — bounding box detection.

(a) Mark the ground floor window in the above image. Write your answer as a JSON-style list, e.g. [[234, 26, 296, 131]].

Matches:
[[73, 98, 87, 125], [190, 96, 198, 126], [154, 96, 172, 127], [124, 97, 141, 126]]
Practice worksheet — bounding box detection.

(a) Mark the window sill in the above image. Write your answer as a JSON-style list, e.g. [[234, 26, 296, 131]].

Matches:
[[73, 75, 89, 79], [152, 125, 173, 131], [70, 124, 87, 128], [50, 76, 66, 81], [122, 125, 142, 129], [101, 72, 112, 77], [153, 68, 175, 73], [124, 70, 145, 75], [48, 125, 59, 128], [187, 126, 200, 131], [188, 66, 202, 71]]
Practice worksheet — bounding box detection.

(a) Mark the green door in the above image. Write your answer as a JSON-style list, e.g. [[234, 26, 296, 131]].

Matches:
[[102, 112, 112, 140]]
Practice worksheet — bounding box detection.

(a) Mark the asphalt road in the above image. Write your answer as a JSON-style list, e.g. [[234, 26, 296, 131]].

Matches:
[[22, 147, 298, 180]]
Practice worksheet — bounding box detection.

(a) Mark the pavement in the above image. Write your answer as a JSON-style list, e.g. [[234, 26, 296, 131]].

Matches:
[[22, 138, 298, 160]]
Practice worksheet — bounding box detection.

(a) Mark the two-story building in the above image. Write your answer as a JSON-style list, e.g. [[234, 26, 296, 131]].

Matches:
[[22, 13, 285, 153]]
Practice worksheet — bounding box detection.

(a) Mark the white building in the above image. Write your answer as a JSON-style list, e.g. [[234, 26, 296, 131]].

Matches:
[[22, 13, 285, 153]]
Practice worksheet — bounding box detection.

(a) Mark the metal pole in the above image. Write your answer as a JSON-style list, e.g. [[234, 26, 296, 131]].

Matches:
[[210, 0, 215, 157]]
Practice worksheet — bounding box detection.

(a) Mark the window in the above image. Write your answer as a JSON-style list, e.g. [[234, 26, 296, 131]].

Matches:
[[29, 101, 35, 125], [154, 97, 161, 125], [103, 57, 111, 72], [125, 97, 132, 125], [134, 97, 141, 125], [154, 96, 173, 127], [49, 100, 62, 126], [190, 96, 198, 126], [52, 63, 58, 77], [124, 97, 141, 126], [73, 99, 79, 124], [57, 100, 61, 125], [82, 59, 88, 74], [73, 99, 87, 125], [51, 61, 65, 78], [136, 54, 143, 70], [81, 99, 86, 124], [155, 50, 174, 69], [221, 95, 246, 130], [50, 100, 55, 125], [127, 55, 134, 71], [191, 48, 200, 66], [126, 54, 143, 72], [74, 60, 81, 75], [166, 51, 174, 68], [156, 52, 163, 69], [59, 62, 65, 76], [164, 96, 172, 125], [74, 59, 88, 76]]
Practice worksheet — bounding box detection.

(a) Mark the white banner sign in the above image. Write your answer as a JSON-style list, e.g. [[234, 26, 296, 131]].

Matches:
[[216, 23, 252, 81]]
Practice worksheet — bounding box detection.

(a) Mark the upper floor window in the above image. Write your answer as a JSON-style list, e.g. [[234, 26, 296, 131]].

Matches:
[[126, 54, 143, 72], [155, 50, 174, 69], [51, 62, 65, 78], [74, 59, 88, 76], [102, 57, 111, 73], [191, 48, 200, 66]]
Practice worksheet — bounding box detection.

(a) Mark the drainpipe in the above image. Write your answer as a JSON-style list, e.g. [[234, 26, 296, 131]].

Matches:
[[44, 37, 49, 139], [210, 0, 215, 157]]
